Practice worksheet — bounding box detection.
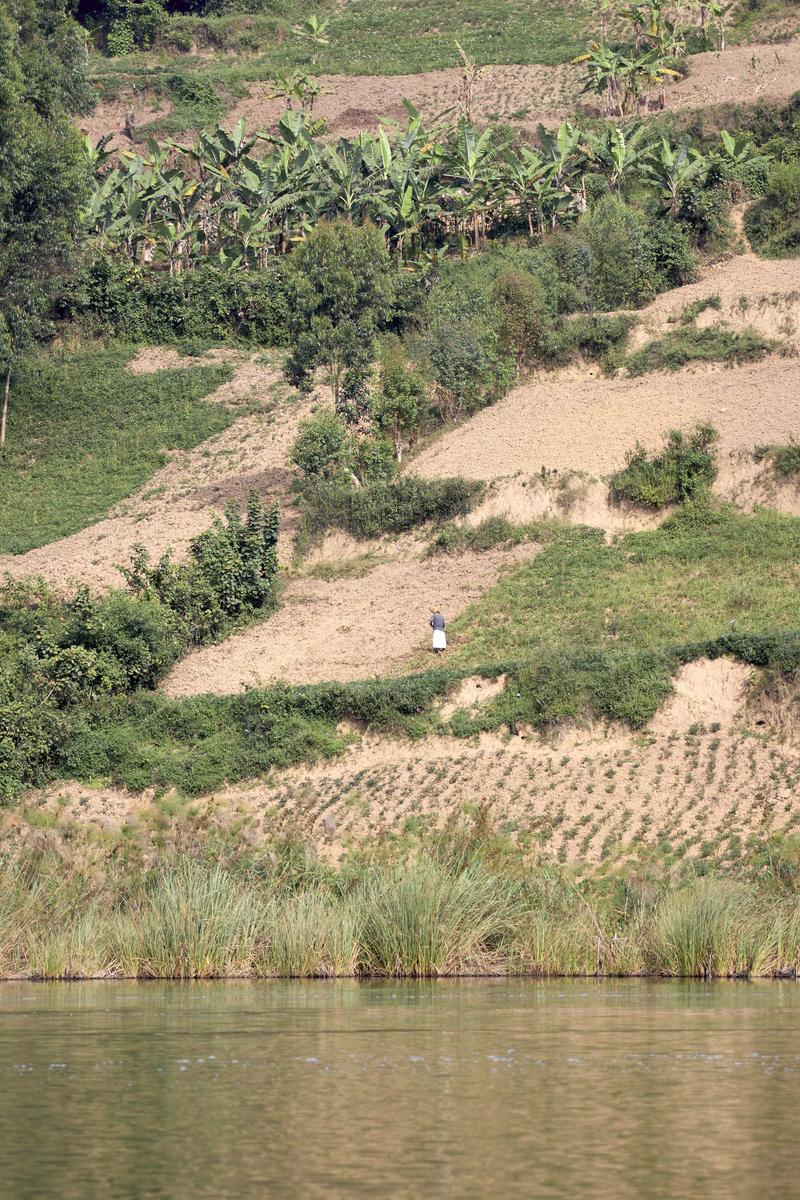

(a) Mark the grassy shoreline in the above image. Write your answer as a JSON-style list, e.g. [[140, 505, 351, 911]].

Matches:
[[4, 834, 800, 982]]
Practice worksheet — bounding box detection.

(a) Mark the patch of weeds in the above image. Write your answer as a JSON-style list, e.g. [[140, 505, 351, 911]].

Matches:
[[626, 325, 772, 375]]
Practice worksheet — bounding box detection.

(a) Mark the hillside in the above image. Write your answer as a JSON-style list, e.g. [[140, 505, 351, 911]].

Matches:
[[4, 0, 800, 906]]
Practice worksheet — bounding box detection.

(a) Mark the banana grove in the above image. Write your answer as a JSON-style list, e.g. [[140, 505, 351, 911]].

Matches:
[[84, 108, 766, 274]]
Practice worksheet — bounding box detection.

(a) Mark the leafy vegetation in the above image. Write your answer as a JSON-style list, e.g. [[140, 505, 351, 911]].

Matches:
[[6, 832, 800, 978], [0, 348, 233, 553], [88, 0, 596, 73], [0, 0, 93, 442], [299, 475, 482, 541], [83, 113, 747, 273], [626, 324, 772, 375], [427, 516, 544, 555], [610, 424, 717, 508], [61, 255, 293, 345], [746, 161, 800, 257], [754, 442, 800, 478], [444, 506, 800, 671], [0, 494, 279, 799]]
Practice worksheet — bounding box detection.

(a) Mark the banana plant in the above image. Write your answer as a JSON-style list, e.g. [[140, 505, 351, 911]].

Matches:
[[444, 119, 505, 250], [643, 137, 708, 214], [583, 124, 652, 193], [539, 120, 584, 188]]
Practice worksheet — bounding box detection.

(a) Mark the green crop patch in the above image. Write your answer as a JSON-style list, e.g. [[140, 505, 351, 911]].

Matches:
[[0, 349, 233, 554]]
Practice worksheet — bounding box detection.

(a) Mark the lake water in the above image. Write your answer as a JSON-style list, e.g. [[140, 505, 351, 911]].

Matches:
[[1, 979, 798, 1199]]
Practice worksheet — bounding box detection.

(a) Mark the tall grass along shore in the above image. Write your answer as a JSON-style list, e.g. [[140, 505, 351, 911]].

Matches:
[[3, 831, 800, 981]]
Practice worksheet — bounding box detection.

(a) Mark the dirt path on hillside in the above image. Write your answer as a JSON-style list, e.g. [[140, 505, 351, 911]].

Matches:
[[163, 541, 538, 695], [81, 38, 800, 146], [0, 351, 314, 591]]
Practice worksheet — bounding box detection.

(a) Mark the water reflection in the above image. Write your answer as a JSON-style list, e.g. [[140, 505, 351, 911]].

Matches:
[[1, 979, 798, 1199]]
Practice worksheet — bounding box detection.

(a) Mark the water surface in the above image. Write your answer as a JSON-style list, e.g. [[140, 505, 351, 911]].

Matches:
[[1, 979, 798, 1199]]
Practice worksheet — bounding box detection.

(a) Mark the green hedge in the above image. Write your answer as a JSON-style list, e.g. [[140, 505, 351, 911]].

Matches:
[[58, 255, 294, 347], [300, 476, 483, 540]]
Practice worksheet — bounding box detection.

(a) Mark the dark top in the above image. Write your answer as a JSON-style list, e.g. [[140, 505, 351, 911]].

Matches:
[[430, 613, 446, 631]]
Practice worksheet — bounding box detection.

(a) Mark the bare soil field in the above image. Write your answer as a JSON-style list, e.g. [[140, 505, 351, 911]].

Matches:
[[24, 661, 800, 863], [412, 354, 800, 482], [163, 540, 539, 695], [81, 38, 800, 146]]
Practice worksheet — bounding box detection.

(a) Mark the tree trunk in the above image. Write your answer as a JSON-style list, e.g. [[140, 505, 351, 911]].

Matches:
[[1, 364, 9, 447]]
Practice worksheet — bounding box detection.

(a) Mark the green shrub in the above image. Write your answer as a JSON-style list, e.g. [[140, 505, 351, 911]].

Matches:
[[493, 268, 549, 365], [423, 316, 513, 418], [427, 516, 541, 556], [754, 443, 800, 478], [546, 313, 633, 371], [0, 495, 281, 798], [290, 410, 353, 481], [122, 491, 280, 644], [626, 325, 771, 375], [610, 425, 718, 509], [745, 162, 800, 257], [59, 255, 293, 346], [671, 294, 722, 325], [578, 198, 695, 309], [300, 476, 483, 540]]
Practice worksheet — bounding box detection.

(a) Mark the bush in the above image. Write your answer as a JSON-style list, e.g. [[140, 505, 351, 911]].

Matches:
[[745, 162, 800, 257], [427, 516, 540, 556], [122, 492, 280, 644], [290, 410, 353, 481], [610, 425, 718, 509], [754, 443, 800, 478], [300, 476, 483, 540], [0, 494, 281, 799], [626, 325, 771, 375], [423, 316, 513, 418], [578, 198, 694, 310], [59, 255, 293, 347], [493, 268, 549, 365], [546, 313, 633, 372]]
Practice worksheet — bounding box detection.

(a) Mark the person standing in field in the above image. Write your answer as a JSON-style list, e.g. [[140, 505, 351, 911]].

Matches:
[[430, 609, 446, 654]]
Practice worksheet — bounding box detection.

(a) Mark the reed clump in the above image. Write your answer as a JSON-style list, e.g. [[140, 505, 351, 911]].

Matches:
[[3, 840, 800, 981]]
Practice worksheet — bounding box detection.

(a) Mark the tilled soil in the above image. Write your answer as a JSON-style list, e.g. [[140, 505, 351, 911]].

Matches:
[[81, 38, 800, 145], [412, 354, 800, 482], [162, 541, 539, 695]]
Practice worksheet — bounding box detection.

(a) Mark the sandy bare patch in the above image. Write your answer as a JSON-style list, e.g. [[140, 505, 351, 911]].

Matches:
[[163, 542, 539, 695], [439, 674, 507, 721], [627, 245, 800, 350], [649, 657, 753, 734], [126, 345, 241, 374], [0, 354, 312, 591], [78, 95, 175, 150], [468, 474, 664, 534], [412, 354, 800, 482]]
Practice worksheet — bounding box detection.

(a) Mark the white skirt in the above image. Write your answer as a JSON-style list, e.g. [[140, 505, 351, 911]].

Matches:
[[432, 629, 447, 650]]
